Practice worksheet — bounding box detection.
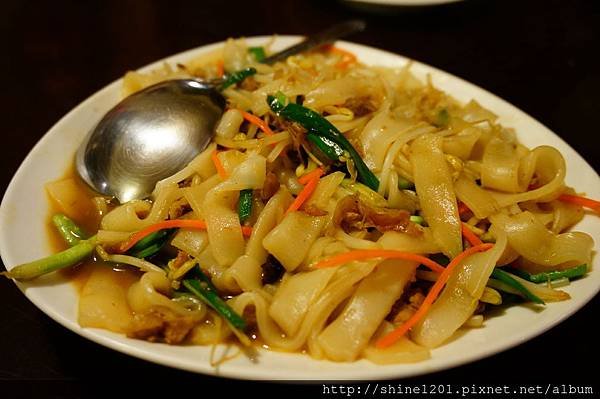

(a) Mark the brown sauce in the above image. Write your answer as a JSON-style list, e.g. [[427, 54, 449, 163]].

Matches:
[[45, 163, 102, 237], [61, 262, 95, 294], [47, 164, 137, 293], [47, 165, 271, 353]]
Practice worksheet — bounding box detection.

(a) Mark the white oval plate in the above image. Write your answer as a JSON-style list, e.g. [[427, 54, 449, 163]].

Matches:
[[1, 37, 599, 380]]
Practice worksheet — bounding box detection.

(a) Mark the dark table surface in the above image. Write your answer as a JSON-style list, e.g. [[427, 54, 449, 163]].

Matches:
[[1, 0, 599, 397]]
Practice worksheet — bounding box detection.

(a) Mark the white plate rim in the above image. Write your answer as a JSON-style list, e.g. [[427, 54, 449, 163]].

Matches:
[[1, 36, 599, 381]]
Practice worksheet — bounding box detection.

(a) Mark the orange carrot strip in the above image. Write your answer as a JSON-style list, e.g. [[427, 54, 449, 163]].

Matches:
[[216, 60, 225, 78], [297, 167, 324, 185], [376, 243, 494, 349], [558, 194, 600, 214], [312, 249, 446, 274], [211, 149, 228, 179], [328, 46, 357, 69], [461, 222, 483, 246], [330, 46, 356, 59], [119, 219, 253, 253], [284, 174, 321, 215], [239, 110, 274, 136]]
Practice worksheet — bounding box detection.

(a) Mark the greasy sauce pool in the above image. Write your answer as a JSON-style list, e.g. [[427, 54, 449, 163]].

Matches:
[[48, 166, 268, 353], [48, 166, 139, 294]]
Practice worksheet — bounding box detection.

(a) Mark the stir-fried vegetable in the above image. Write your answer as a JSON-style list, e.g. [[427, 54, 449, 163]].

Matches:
[[238, 189, 253, 222], [3, 214, 171, 279], [461, 223, 483, 246], [127, 229, 175, 258], [429, 253, 451, 266], [489, 268, 570, 302], [268, 92, 380, 191], [248, 46, 266, 62], [340, 178, 387, 208], [219, 46, 263, 90], [490, 268, 544, 304], [219, 67, 257, 90], [313, 249, 446, 274], [415, 270, 504, 305], [215, 60, 224, 77], [409, 215, 425, 225], [239, 110, 274, 136], [211, 149, 228, 179], [224, 110, 273, 220], [480, 287, 502, 305], [548, 277, 570, 288], [297, 167, 324, 185], [52, 213, 88, 246], [3, 236, 97, 280], [508, 264, 588, 284], [119, 220, 253, 253], [96, 245, 165, 274], [306, 132, 345, 161], [376, 243, 494, 348], [326, 46, 358, 69], [285, 168, 324, 215], [434, 108, 450, 127], [182, 272, 246, 331], [168, 258, 198, 281], [558, 194, 600, 214], [397, 176, 414, 190]]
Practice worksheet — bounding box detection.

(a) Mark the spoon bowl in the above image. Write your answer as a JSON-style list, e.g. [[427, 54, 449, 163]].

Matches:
[[76, 80, 225, 203], [76, 20, 366, 202]]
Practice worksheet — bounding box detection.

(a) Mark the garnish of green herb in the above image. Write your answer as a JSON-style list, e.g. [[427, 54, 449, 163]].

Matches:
[[52, 213, 88, 247], [268, 92, 380, 191], [3, 236, 97, 280], [238, 189, 253, 223], [248, 46, 266, 62], [397, 176, 415, 190], [434, 108, 450, 127], [182, 269, 247, 330], [507, 264, 588, 284], [127, 228, 175, 259], [409, 215, 425, 225], [219, 67, 257, 90], [490, 268, 545, 304]]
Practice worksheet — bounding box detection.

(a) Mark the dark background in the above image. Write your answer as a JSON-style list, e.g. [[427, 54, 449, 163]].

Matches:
[[1, 0, 599, 397]]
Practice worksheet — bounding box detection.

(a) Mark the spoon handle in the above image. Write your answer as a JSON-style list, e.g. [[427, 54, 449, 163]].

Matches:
[[261, 20, 366, 65]]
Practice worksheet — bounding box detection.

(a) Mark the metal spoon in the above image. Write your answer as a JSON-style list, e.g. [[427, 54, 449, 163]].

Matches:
[[76, 20, 365, 203]]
